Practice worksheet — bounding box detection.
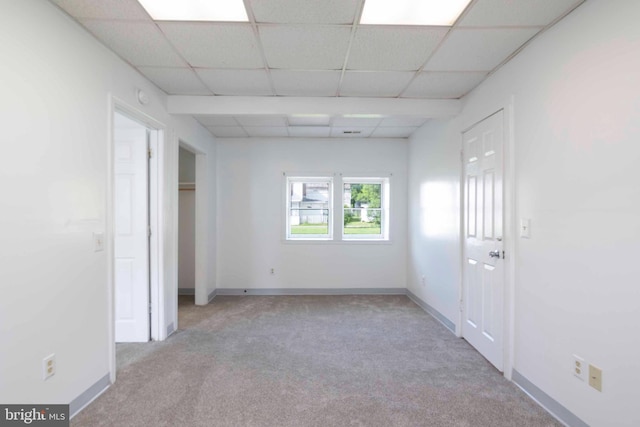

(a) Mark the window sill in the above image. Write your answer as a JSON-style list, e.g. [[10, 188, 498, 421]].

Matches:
[[282, 239, 392, 245]]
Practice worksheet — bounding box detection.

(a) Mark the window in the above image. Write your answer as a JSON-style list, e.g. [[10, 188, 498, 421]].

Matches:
[[286, 177, 333, 240], [284, 174, 390, 242], [342, 178, 389, 240]]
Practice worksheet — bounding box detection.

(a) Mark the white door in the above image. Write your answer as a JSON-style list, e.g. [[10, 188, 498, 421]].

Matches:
[[462, 111, 504, 371], [114, 119, 150, 343]]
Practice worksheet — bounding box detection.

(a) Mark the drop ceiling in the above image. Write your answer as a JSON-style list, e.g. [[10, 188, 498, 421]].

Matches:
[[51, 0, 585, 138]]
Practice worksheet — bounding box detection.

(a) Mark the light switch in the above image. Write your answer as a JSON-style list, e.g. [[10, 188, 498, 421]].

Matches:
[[520, 218, 531, 238], [93, 232, 104, 252]]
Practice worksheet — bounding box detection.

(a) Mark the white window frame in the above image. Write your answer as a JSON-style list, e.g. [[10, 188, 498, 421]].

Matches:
[[285, 176, 334, 241], [341, 177, 390, 241]]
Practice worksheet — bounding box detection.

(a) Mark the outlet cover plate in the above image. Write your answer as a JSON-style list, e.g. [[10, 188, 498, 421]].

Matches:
[[43, 354, 56, 380], [572, 354, 586, 381]]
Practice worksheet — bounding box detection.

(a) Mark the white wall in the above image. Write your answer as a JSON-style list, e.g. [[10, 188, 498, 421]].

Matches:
[[407, 119, 462, 325], [0, 0, 216, 406], [217, 138, 407, 290], [408, 1, 640, 425]]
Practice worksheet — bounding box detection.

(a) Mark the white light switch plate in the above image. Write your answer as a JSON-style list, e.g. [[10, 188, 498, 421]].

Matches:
[[93, 232, 105, 252], [520, 219, 531, 238]]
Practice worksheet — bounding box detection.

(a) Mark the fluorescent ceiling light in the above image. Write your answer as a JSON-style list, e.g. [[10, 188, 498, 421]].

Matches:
[[289, 115, 331, 126], [342, 114, 384, 118], [360, 0, 472, 26], [137, 0, 248, 22]]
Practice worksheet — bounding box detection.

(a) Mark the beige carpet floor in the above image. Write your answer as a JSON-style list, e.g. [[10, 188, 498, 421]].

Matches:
[[71, 295, 559, 427]]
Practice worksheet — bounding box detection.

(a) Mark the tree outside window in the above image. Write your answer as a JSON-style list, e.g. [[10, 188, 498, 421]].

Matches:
[[343, 180, 385, 238]]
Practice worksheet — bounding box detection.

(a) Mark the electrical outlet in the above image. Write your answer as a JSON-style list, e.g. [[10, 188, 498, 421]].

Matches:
[[43, 354, 56, 380], [572, 354, 586, 381], [270, 268, 275, 275], [589, 364, 602, 392]]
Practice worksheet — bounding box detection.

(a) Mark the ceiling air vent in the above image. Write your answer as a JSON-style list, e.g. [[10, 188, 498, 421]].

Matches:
[[342, 130, 362, 134]]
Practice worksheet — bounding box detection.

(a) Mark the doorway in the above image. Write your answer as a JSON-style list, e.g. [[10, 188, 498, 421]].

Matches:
[[176, 141, 208, 310], [108, 101, 167, 382], [178, 146, 196, 304], [112, 110, 159, 343], [461, 110, 505, 371]]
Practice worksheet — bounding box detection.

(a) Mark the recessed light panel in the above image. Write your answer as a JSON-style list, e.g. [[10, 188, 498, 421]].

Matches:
[[360, 0, 472, 26], [342, 114, 384, 119], [289, 115, 332, 126], [137, 0, 248, 22]]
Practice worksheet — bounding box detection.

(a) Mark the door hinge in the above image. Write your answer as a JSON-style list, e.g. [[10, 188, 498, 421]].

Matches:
[[148, 226, 152, 238], [149, 303, 152, 314], [459, 299, 464, 312], [148, 148, 153, 159]]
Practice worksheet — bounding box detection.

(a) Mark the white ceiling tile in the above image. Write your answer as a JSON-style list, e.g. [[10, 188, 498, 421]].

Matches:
[[347, 27, 448, 71], [459, 0, 583, 27], [402, 71, 487, 98], [51, 0, 151, 20], [271, 70, 341, 96], [195, 116, 239, 127], [137, 67, 212, 95], [340, 71, 414, 97], [249, 0, 359, 24], [235, 116, 288, 126], [331, 127, 375, 138], [371, 127, 418, 138], [424, 28, 540, 71], [259, 26, 352, 70], [288, 126, 331, 137], [332, 116, 383, 127], [379, 116, 429, 127], [207, 127, 248, 138], [244, 127, 289, 137], [196, 69, 273, 96], [159, 23, 263, 69], [80, 20, 187, 67]]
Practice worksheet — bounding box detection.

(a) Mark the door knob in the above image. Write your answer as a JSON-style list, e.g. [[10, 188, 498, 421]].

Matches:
[[489, 250, 501, 258]]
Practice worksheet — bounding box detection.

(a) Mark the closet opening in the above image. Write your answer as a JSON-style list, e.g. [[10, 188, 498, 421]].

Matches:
[[178, 145, 197, 305]]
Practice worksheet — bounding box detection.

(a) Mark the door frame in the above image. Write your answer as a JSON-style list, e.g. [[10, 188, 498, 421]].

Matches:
[[177, 140, 208, 307], [458, 101, 516, 380], [107, 95, 166, 383]]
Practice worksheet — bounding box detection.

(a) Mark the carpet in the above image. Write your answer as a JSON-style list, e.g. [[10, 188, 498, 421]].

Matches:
[[71, 295, 560, 427]]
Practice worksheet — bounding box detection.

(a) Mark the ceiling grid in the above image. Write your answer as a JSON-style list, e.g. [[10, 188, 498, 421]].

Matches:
[[51, 0, 586, 138]]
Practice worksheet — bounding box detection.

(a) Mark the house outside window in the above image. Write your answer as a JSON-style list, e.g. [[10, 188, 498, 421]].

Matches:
[[286, 177, 333, 240]]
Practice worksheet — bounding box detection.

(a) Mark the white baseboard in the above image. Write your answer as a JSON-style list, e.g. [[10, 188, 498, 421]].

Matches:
[[512, 370, 588, 427], [405, 290, 456, 333], [215, 288, 407, 296], [69, 373, 111, 418]]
